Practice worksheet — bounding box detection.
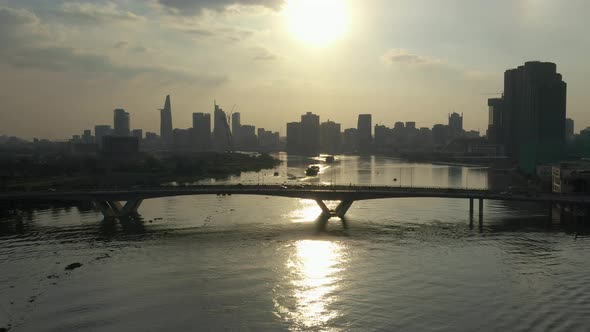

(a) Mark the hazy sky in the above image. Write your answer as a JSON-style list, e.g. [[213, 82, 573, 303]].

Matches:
[[1, 0, 589, 139]]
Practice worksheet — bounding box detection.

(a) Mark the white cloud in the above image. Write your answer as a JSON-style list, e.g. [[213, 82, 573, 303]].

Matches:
[[381, 49, 445, 67], [250, 46, 280, 61], [59, 2, 145, 24], [0, 6, 227, 86], [155, 0, 285, 15]]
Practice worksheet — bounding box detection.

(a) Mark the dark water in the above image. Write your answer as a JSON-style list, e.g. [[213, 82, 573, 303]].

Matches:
[[1, 154, 590, 331]]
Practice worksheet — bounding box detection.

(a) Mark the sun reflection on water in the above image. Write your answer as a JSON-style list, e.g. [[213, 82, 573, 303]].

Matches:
[[288, 199, 322, 223], [275, 240, 347, 330]]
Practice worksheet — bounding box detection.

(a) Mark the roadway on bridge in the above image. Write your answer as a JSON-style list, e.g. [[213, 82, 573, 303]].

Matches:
[[1, 185, 589, 205]]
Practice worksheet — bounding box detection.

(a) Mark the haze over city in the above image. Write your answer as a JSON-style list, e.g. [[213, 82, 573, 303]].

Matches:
[[1, 0, 590, 139]]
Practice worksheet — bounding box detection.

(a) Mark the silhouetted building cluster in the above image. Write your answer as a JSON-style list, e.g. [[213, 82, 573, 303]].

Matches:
[[284, 110, 478, 156], [67, 95, 285, 154], [55, 61, 585, 171]]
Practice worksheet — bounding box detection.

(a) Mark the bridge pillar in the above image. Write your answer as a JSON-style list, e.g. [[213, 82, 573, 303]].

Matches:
[[315, 199, 332, 216], [469, 198, 474, 216], [94, 199, 144, 219], [121, 198, 143, 216], [94, 201, 118, 219], [478, 199, 484, 222], [335, 200, 354, 219], [314, 199, 355, 219]]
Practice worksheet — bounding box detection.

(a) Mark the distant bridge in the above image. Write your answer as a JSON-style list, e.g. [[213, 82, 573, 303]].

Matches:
[[1, 185, 589, 228]]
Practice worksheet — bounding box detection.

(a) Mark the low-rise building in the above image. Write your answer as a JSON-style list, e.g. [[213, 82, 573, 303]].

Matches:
[[552, 161, 590, 193]]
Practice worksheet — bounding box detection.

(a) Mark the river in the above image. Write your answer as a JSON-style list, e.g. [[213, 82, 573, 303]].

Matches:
[[1, 154, 589, 331]]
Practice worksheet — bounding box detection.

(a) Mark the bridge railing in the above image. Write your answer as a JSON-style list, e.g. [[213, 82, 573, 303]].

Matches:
[[0, 183, 500, 196], [29, 184, 492, 193]]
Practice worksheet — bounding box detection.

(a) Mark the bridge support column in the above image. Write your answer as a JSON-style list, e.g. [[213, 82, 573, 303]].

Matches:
[[478, 199, 484, 222], [314, 199, 355, 219], [315, 200, 332, 216], [95, 201, 118, 219], [121, 198, 143, 216], [94, 199, 143, 219], [335, 200, 354, 219], [469, 198, 474, 216]]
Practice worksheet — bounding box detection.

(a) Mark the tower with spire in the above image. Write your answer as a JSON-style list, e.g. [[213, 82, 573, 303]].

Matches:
[[159, 95, 173, 144]]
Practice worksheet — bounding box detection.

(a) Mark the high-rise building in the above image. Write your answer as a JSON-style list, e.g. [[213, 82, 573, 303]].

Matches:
[[342, 128, 358, 153], [448, 112, 463, 135], [392, 121, 407, 147], [258, 128, 280, 149], [320, 120, 341, 154], [82, 129, 93, 144], [240, 125, 258, 149], [213, 102, 232, 151], [432, 124, 448, 146], [287, 122, 302, 154], [231, 112, 241, 136], [487, 98, 504, 144], [301, 112, 320, 156], [159, 95, 173, 144], [503, 61, 567, 173], [192, 112, 211, 151], [566, 118, 575, 141], [113, 109, 130, 136], [94, 125, 112, 147], [172, 128, 191, 150], [357, 114, 372, 153], [374, 124, 391, 149]]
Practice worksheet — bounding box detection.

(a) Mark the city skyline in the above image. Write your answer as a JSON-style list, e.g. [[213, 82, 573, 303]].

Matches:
[[1, 1, 590, 139]]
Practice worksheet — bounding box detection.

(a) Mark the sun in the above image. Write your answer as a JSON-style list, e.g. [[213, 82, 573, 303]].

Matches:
[[284, 0, 348, 46]]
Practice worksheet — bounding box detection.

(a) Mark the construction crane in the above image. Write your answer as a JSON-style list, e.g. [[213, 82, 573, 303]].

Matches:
[[214, 100, 234, 152], [226, 104, 237, 130], [225, 104, 237, 152]]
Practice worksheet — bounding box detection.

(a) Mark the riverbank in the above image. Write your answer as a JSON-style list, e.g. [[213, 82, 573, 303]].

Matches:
[[1, 152, 281, 191]]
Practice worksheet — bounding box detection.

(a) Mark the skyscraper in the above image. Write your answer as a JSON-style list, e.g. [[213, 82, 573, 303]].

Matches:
[[301, 112, 320, 156], [487, 98, 504, 144], [213, 102, 231, 151], [159, 95, 173, 144], [448, 112, 463, 135], [231, 112, 241, 137], [374, 124, 391, 149], [287, 122, 302, 154], [320, 120, 341, 154], [503, 61, 567, 173], [113, 109, 130, 136], [566, 118, 574, 141], [342, 128, 358, 153], [192, 112, 211, 151], [357, 114, 372, 153], [94, 125, 112, 147]]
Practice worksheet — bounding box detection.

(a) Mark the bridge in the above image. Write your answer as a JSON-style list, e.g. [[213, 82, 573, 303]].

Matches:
[[1, 185, 589, 228]]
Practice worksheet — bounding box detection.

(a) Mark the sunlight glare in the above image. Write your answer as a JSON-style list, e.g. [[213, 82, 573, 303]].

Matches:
[[284, 0, 348, 46], [288, 199, 322, 223], [286, 240, 345, 327]]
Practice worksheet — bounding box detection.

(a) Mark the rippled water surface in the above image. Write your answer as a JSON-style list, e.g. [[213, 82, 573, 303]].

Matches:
[[1, 154, 590, 331]]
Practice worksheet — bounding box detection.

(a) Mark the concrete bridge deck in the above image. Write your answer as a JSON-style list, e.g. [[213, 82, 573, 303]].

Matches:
[[1, 185, 588, 227], [1, 185, 589, 203]]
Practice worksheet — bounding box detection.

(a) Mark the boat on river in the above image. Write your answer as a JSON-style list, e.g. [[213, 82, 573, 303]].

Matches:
[[305, 166, 320, 176]]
